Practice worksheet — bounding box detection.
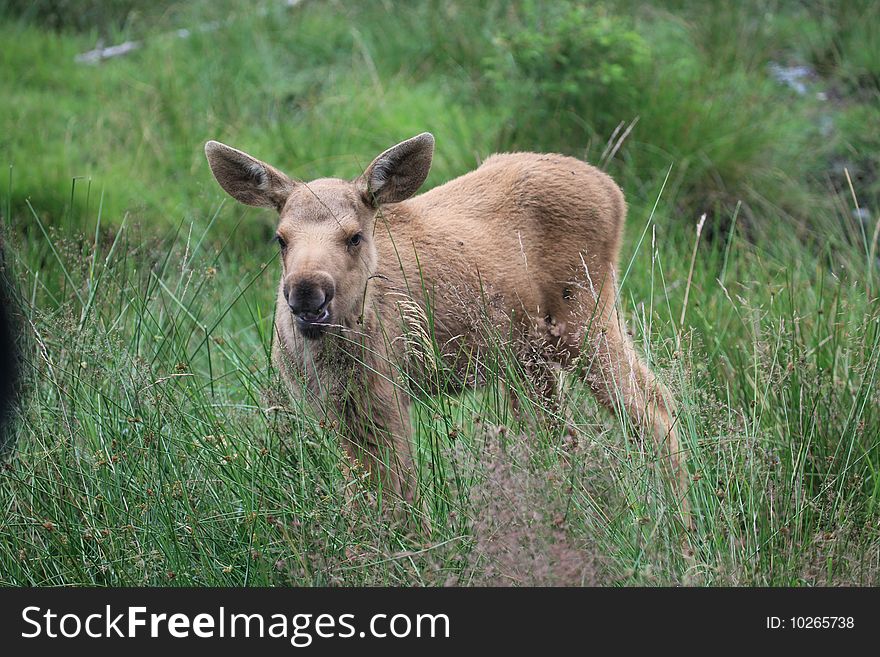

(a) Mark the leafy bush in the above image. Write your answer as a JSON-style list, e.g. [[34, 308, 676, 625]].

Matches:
[[485, 1, 649, 152]]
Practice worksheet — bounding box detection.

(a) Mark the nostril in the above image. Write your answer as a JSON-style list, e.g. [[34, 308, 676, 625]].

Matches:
[[321, 286, 334, 309], [316, 290, 332, 312]]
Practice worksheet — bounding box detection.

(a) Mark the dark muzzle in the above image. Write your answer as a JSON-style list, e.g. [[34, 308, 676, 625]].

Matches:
[[284, 273, 335, 338]]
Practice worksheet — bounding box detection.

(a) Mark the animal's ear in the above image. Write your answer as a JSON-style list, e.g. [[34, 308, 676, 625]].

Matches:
[[204, 141, 295, 211], [359, 132, 434, 206]]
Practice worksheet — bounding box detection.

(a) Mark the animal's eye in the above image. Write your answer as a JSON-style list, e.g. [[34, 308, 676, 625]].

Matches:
[[348, 233, 363, 248], [276, 234, 287, 250]]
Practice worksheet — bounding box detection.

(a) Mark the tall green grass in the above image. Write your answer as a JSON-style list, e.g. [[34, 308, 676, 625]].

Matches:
[[2, 165, 878, 585], [1, 0, 879, 585]]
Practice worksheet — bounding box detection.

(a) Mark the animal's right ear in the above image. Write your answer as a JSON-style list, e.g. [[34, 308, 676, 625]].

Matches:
[[204, 141, 295, 211]]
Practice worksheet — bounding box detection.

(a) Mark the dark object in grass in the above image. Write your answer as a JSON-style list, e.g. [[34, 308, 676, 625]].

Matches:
[[0, 244, 19, 453]]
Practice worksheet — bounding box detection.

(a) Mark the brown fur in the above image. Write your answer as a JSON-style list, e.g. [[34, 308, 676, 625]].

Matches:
[[205, 133, 688, 522]]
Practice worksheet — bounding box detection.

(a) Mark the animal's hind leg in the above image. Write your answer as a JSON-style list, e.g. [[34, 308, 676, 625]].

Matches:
[[573, 290, 689, 518]]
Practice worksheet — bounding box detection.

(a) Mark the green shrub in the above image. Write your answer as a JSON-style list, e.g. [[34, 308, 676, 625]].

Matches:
[[485, 1, 649, 152]]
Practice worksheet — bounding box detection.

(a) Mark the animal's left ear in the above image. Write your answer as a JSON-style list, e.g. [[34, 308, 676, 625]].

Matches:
[[358, 132, 434, 206]]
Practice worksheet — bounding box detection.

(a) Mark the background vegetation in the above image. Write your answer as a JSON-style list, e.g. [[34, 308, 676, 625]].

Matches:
[[1, 0, 878, 585]]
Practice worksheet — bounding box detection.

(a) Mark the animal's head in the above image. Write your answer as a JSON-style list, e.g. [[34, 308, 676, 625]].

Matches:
[[205, 133, 434, 339]]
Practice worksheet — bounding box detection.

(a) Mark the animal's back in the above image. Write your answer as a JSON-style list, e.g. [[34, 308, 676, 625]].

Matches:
[[377, 152, 627, 335]]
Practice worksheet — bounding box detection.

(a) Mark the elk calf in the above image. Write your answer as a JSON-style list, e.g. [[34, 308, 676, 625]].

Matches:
[[205, 133, 686, 520]]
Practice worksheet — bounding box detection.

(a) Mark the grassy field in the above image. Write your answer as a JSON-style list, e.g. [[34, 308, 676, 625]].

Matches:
[[1, 0, 879, 586]]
